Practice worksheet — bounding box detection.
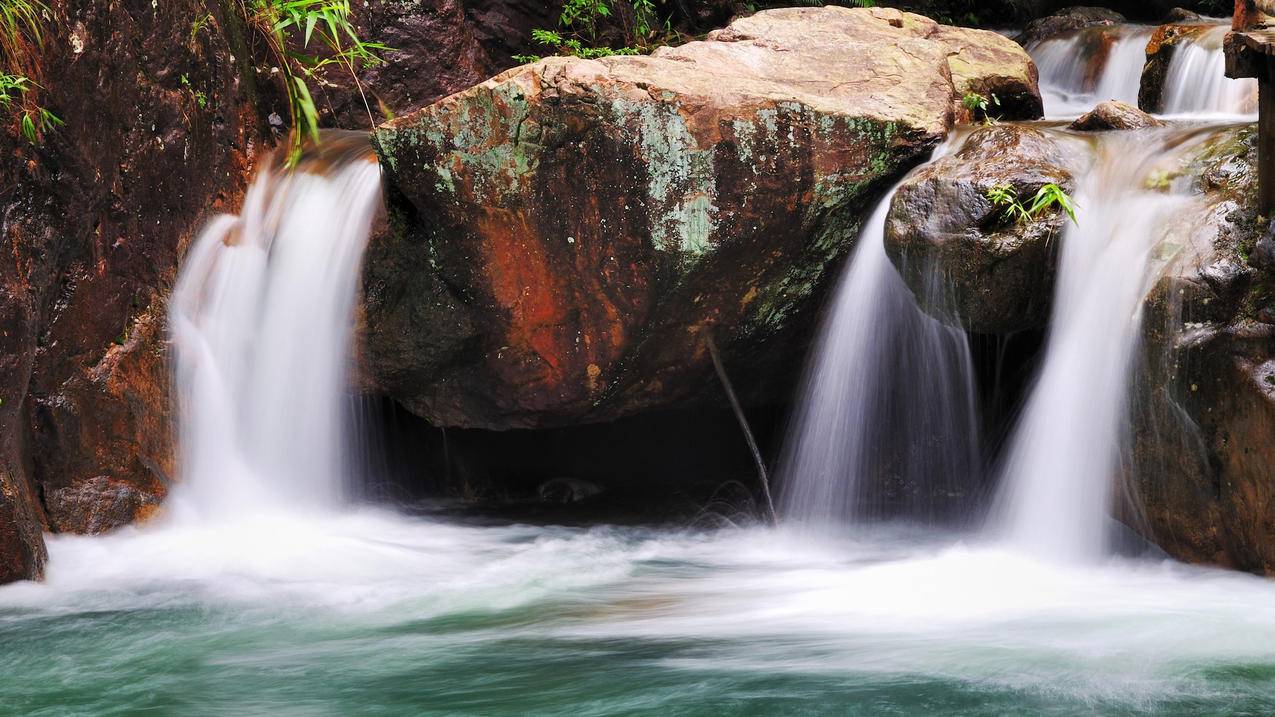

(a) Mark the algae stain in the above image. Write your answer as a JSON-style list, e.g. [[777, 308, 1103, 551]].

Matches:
[[609, 97, 719, 259]]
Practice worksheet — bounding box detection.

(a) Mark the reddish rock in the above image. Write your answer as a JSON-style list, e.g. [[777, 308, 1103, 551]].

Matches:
[[1139, 23, 1214, 113], [366, 7, 1042, 430]]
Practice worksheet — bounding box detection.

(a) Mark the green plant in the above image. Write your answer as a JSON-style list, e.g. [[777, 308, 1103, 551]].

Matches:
[[986, 182, 1078, 226], [962, 91, 1000, 124], [524, 0, 674, 63], [180, 73, 208, 109], [190, 12, 213, 45], [241, 0, 388, 165], [0, 0, 60, 143]]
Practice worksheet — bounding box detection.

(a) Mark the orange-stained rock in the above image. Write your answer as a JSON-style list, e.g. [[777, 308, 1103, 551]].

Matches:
[[365, 7, 1043, 430]]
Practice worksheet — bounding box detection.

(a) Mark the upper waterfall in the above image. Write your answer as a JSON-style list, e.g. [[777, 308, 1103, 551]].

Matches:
[[167, 133, 382, 521]]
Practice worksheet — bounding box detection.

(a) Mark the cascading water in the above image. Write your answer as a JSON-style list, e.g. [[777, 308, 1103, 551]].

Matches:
[[1160, 25, 1258, 116], [778, 165, 981, 526], [9, 15, 1275, 717], [1030, 22, 1257, 118], [1028, 25, 1153, 118], [988, 129, 1215, 561], [167, 133, 382, 520]]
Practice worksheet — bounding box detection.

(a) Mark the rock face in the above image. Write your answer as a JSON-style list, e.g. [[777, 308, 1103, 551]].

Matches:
[[1132, 126, 1275, 574], [317, 0, 561, 128], [0, 0, 269, 581], [1070, 100, 1165, 131], [1139, 23, 1213, 113], [366, 6, 1043, 430], [884, 124, 1078, 334], [0, 0, 553, 583]]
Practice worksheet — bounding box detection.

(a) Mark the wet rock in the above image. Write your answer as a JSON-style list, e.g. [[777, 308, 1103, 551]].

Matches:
[[0, 471, 47, 583], [1070, 100, 1166, 131], [1163, 8, 1202, 22], [317, 0, 560, 128], [366, 6, 1042, 430], [884, 124, 1079, 334], [1132, 125, 1275, 574], [1019, 7, 1126, 45], [1234, 0, 1275, 29], [538, 477, 604, 504], [1139, 23, 1213, 113]]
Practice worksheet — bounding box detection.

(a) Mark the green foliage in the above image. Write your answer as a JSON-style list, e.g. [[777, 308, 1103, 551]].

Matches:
[[180, 73, 208, 109], [987, 182, 1078, 226], [190, 12, 213, 45], [523, 0, 674, 64], [242, 0, 388, 165], [0, 0, 59, 144], [962, 91, 1000, 124]]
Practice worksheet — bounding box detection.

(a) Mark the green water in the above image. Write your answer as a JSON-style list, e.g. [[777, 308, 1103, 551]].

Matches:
[[3, 513, 1275, 716]]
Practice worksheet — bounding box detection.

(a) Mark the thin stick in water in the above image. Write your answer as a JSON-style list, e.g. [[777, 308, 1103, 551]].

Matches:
[[705, 332, 778, 526]]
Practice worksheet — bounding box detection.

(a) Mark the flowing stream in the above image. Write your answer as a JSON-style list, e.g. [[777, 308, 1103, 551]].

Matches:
[[3, 21, 1275, 717]]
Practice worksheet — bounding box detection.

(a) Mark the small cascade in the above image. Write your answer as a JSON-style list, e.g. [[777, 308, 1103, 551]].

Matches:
[[1161, 25, 1258, 116], [1029, 25, 1153, 118], [989, 128, 1218, 561], [168, 133, 382, 521], [777, 173, 981, 527]]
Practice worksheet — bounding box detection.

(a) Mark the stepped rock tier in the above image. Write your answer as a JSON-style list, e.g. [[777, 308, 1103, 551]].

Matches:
[[365, 6, 1042, 430]]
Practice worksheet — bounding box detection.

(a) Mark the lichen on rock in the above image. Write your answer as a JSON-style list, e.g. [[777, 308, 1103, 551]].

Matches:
[[366, 6, 1043, 430]]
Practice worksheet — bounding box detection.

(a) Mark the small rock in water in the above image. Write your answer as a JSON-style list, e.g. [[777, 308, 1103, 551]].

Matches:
[[1070, 101, 1164, 132], [538, 478, 604, 504]]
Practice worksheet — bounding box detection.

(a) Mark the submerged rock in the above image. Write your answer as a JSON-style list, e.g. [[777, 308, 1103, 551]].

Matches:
[[884, 124, 1080, 334], [1070, 100, 1165, 131], [365, 6, 1042, 429]]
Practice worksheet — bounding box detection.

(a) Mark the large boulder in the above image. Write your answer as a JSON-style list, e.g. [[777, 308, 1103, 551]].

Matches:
[[1132, 126, 1275, 574], [884, 124, 1080, 334], [366, 6, 1043, 430]]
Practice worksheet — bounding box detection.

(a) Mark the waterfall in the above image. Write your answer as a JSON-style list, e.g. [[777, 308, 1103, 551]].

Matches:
[[777, 173, 981, 527], [168, 133, 382, 521], [1029, 25, 1153, 119], [1161, 25, 1258, 117], [989, 129, 1213, 561]]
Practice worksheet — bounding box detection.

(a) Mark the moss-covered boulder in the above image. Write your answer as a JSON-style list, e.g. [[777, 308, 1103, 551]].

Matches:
[[883, 124, 1081, 334], [364, 6, 1042, 429]]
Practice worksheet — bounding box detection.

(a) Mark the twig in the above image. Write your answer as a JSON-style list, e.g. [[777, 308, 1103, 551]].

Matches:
[[705, 332, 778, 526]]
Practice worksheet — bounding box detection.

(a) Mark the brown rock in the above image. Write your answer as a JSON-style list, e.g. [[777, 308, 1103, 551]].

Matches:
[[885, 124, 1079, 334], [366, 6, 1042, 430], [1139, 23, 1213, 113], [1070, 100, 1166, 131], [1020, 6, 1126, 45], [1131, 126, 1275, 574]]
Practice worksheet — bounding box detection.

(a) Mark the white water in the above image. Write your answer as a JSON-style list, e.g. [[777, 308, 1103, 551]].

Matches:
[[777, 175, 980, 526], [167, 139, 381, 521], [1030, 22, 1258, 119], [5, 520, 1275, 712], [989, 131, 1207, 561], [1161, 25, 1258, 117], [1029, 25, 1153, 118]]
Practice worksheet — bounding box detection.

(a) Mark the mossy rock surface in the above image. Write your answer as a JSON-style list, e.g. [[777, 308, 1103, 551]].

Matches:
[[365, 6, 1043, 429]]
